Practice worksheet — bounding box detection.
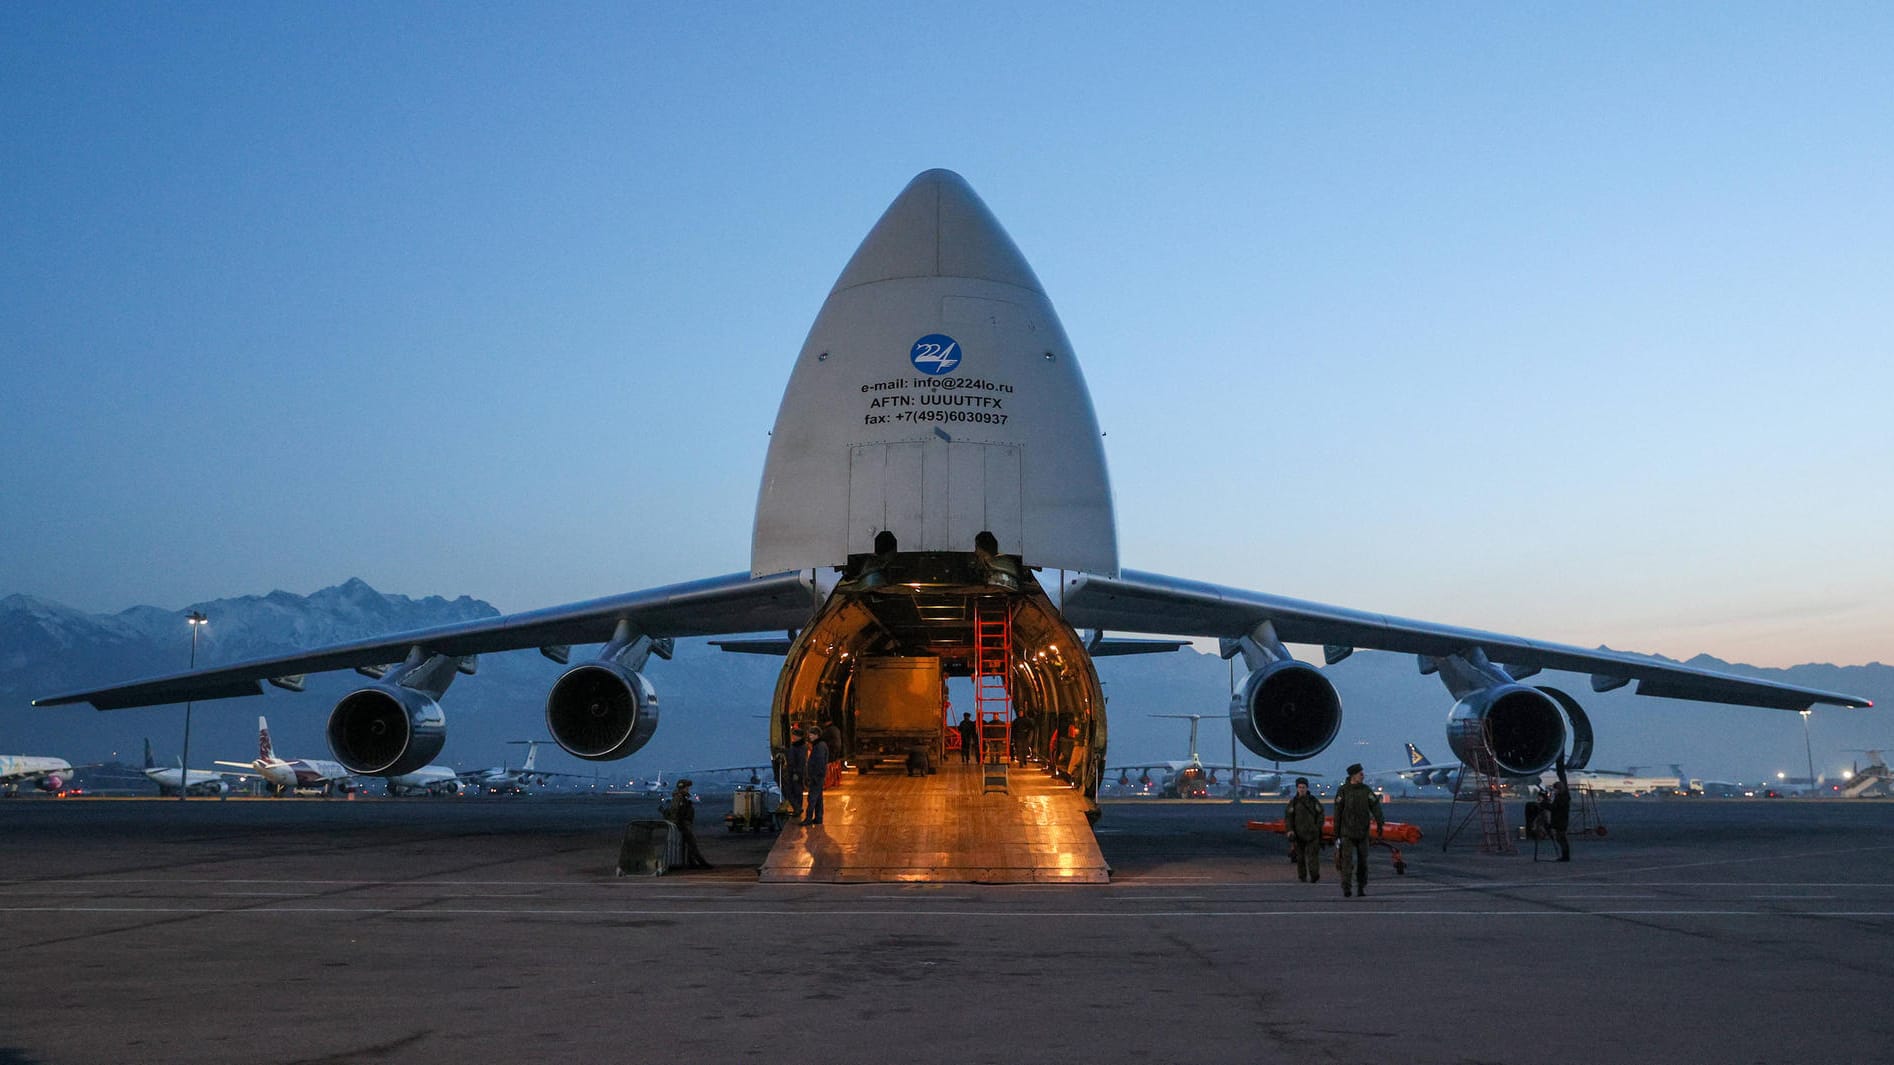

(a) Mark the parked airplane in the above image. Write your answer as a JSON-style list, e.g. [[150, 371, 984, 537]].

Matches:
[[215, 716, 353, 795], [1385, 743, 1694, 797], [35, 169, 1872, 851], [1564, 764, 1693, 797], [458, 740, 587, 794], [383, 765, 462, 797], [1381, 743, 1464, 791], [0, 754, 82, 797], [622, 772, 676, 797], [1840, 750, 1894, 798], [142, 738, 232, 796], [1108, 714, 1313, 797]]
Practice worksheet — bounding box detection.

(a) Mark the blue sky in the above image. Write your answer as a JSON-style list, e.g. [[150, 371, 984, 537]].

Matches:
[[3, 3, 1889, 668]]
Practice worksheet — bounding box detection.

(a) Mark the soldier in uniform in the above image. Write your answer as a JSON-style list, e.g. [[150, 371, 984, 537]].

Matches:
[[802, 729, 829, 825], [670, 779, 712, 870], [1332, 763, 1385, 898], [781, 727, 807, 820], [1285, 777, 1325, 883]]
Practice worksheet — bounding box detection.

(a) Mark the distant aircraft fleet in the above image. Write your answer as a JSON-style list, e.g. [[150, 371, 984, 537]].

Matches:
[[6, 721, 770, 799]]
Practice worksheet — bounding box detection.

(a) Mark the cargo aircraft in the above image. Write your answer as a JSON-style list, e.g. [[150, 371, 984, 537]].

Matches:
[[456, 740, 588, 794], [34, 170, 1872, 836], [1108, 714, 1314, 797]]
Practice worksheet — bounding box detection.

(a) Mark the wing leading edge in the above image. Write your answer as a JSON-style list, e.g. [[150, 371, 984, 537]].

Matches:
[[1060, 569, 1871, 712], [33, 571, 818, 711]]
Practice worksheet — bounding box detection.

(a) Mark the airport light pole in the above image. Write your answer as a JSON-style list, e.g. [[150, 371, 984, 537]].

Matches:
[[178, 611, 207, 802], [1228, 657, 1241, 804], [1801, 709, 1816, 794]]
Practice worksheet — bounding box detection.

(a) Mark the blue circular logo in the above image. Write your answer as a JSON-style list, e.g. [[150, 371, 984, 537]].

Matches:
[[909, 334, 962, 375]]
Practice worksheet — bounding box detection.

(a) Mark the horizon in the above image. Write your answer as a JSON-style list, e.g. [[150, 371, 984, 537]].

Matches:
[[6, 576, 1886, 673]]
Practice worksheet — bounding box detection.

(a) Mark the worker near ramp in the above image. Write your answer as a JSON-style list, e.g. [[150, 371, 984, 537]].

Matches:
[[1332, 763, 1385, 898], [803, 729, 829, 826], [1285, 777, 1324, 883], [1549, 756, 1572, 862], [669, 779, 712, 870], [782, 727, 807, 820], [957, 712, 978, 764]]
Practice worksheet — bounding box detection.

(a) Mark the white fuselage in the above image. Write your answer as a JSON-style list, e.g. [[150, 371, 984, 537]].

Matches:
[[466, 768, 530, 792], [385, 765, 461, 795], [1551, 771, 1689, 796], [0, 755, 76, 793], [250, 757, 350, 792], [144, 766, 229, 794]]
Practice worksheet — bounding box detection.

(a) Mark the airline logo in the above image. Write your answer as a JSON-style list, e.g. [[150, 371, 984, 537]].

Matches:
[[1407, 743, 1426, 767], [909, 334, 962, 375]]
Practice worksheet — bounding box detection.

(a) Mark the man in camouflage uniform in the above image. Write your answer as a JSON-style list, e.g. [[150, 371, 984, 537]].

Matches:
[[1332, 763, 1385, 898], [1285, 776, 1325, 883]]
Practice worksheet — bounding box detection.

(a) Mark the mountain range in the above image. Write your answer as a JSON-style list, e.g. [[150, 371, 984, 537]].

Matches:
[[4, 580, 1888, 783]]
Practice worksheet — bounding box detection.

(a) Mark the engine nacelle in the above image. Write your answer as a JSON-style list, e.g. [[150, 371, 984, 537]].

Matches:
[[546, 662, 659, 761], [326, 685, 446, 777], [1446, 683, 1567, 777], [1229, 660, 1342, 762], [1535, 686, 1593, 772]]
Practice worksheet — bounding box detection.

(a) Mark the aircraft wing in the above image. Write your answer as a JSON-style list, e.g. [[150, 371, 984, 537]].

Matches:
[[1061, 569, 1872, 712], [33, 571, 816, 711]]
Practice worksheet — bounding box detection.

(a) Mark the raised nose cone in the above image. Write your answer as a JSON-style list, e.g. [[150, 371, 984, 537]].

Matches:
[[753, 169, 1118, 580], [830, 169, 1044, 296]]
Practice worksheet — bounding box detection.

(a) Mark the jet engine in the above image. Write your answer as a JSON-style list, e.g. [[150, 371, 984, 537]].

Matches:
[[326, 685, 446, 777], [1229, 660, 1342, 762], [1445, 684, 1568, 777], [545, 662, 659, 761]]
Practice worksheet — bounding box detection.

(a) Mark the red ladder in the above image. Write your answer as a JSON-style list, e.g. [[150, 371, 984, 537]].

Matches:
[[973, 599, 1013, 778]]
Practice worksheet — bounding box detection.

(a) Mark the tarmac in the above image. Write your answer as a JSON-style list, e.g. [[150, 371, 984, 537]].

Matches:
[[3, 794, 1892, 1064]]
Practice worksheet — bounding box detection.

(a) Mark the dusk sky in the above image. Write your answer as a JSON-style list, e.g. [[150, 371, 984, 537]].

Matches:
[[3, 4, 1889, 669]]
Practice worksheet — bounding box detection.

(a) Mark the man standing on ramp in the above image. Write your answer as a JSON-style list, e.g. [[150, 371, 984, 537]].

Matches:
[[957, 713, 978, 764], [802, 729, 829, 826]]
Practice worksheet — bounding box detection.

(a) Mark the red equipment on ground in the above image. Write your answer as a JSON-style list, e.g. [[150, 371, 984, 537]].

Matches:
[[1247, 817, 1421, 875]]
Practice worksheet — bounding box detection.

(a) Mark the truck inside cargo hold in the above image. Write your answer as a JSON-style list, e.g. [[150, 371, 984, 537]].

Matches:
[[851, 656, 943, 773]]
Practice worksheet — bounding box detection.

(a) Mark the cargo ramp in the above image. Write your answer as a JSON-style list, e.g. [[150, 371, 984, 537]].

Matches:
[[760, 763, 1109, 883]]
